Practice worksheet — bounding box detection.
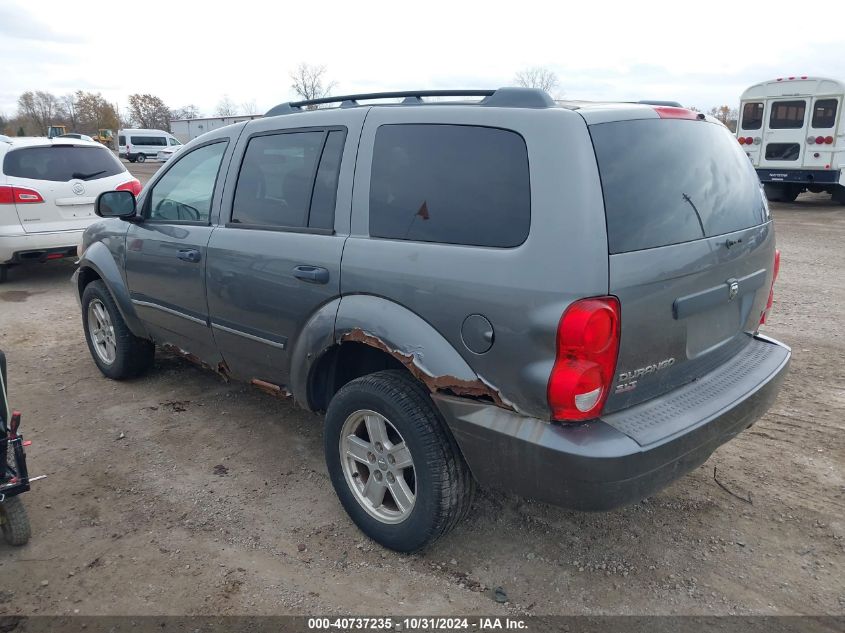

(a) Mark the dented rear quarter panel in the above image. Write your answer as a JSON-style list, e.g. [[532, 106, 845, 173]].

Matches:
[[342, 106, 609, 419]]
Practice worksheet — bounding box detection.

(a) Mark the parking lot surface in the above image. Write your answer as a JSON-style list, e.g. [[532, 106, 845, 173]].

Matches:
[[0, 161, 842, 615]]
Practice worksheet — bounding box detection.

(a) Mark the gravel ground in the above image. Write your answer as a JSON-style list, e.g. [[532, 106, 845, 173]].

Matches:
[[0, 164, 842, 616]]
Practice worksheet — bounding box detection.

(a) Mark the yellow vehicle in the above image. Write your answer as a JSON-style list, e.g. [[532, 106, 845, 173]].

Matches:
[[92, 129, 114, 148], [47, 125, 67, 138]]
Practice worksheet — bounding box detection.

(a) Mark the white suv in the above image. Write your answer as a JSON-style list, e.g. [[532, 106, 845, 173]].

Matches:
[[0, 137, 140, 282]]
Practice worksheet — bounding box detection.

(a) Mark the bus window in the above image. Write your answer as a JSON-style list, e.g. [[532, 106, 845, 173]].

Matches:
[[812, 99, 838, 128], [770, 100, 806, 129], [741, 103, 764, 130]]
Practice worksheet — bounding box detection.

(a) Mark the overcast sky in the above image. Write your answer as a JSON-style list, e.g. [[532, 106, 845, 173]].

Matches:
[[2, 0, 844, 118]]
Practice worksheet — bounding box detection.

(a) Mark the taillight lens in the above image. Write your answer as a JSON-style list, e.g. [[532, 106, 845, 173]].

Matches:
[[745, 137, 754, 145], [548, 297, 620, 422], [824, 136, 834, 145], [816, 136, 825, 145], [738, 137, 746, 145], [759, 249, 781, 326], [0, 185, 44, 204], [116, 179, 142, 196]]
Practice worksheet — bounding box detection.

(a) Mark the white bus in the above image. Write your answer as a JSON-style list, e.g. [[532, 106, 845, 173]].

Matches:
[[738, 76, 844, 203]]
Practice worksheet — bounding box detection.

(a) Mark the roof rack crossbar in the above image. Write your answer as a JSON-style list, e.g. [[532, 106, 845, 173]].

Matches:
[[265, 87, 556, 117]]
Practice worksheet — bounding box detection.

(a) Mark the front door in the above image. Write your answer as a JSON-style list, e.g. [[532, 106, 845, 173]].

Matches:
[[125, 139, 229, 361]]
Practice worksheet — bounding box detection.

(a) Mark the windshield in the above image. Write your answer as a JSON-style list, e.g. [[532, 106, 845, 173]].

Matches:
[[590, 119, 767, 254]]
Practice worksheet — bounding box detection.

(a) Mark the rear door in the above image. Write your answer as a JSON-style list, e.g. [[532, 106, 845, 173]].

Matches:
[[588, 116, 775, 412], [205, 111, 363, 386], [2, 144, 128, 233], [759, 98, 809, 168], [803, 97, 840, 169]]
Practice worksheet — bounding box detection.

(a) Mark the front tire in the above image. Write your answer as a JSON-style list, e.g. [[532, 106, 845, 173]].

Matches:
[[325, 370, 475, 552], [136, 154, 146, 163], [1, 497, 31, 546], [81, 280, 154, 379]]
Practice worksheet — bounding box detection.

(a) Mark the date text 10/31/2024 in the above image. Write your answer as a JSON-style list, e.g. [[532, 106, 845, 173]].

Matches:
[[307, 617, 529, 630]]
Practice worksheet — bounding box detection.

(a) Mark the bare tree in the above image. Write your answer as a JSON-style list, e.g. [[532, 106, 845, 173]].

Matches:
[[17, 91, 64, 135], [128, 94, 172, 130], [171, 104, 202, 120], [240, 99, 259, 115], [514, 66, 560, 95], [75, 91, 119, 134], [290, 63, 337, 106], [215, 95, 237, 117], [62, 93, 79, 131]]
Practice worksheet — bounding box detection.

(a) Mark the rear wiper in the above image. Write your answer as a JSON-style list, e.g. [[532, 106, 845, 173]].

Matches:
[[71, 170, 106, 180]]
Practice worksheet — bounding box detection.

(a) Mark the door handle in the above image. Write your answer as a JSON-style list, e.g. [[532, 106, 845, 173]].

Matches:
[[177, 248, 201, 263], [293, 265, 329, 284]]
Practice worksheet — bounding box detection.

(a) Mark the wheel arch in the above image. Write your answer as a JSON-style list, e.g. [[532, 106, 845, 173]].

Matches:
[[296, 294, 512, 413], [77, 241, 149, 339]]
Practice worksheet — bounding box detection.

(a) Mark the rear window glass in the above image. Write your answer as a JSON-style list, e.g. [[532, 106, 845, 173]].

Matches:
[[811, 99, 838, 128], [769, 100, 806, 129], [765, 143, 800, 161], [741, 102, 764, 130], [3, 146, 124, 182], [590, 119, 766, 254], [369, 124, 530, 247]]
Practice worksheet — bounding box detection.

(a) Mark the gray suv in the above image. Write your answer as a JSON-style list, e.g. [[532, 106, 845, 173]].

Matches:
[[74, 88, 791, 552]]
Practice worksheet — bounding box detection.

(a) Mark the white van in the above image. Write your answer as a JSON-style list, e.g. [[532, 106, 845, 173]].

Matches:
[[117, 129, 182, 163], [738, 76, 844, 203]]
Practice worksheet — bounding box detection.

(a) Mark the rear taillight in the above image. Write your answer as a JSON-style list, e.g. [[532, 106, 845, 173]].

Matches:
[[825, 136, 834, 145], [738, 137, 746, 145], [548, 297, 620, 422], [0, 185, 44, 204], [760, 249, 781, 326], [116, 179, 142, 196]]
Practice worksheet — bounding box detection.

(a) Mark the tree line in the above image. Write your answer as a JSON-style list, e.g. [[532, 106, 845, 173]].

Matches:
[[1, 65, 741, 137]]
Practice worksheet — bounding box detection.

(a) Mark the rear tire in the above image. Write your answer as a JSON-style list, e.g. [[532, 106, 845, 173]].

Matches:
[[81, 280, 154, 379], [136, 154, 146, 163], [324, 370, 475, 552], [1, 497, 31, 546], [832, 186, 845, 205], [0, 265, 7, 284]]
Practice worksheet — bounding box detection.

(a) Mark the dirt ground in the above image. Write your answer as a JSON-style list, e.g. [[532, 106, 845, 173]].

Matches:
[[0, 161, 842, 616]]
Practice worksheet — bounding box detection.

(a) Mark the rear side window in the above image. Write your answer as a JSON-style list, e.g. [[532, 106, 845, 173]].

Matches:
[[3, 146, 124, 182], [769, 100, 806, 129], [741, 103, 764, 130], [590, 119, 766, 254], [812, 99, 838, 128], [130, 136, 167, 146], [118, 135, 126, 146], [232, 129, 344, 230], [369, 124, 530, 247]]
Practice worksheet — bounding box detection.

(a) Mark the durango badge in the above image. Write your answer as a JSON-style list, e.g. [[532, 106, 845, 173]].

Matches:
[[615, 358, 675, 393]]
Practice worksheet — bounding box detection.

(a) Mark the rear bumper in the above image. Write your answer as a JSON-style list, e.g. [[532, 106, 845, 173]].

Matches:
[[756, 168, 841, 185], [1, 230, 83, 264], [435, 334, 790, 511]]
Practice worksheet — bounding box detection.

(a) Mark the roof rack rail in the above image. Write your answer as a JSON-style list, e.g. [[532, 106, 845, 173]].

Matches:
[[265, 87, 556, 117]]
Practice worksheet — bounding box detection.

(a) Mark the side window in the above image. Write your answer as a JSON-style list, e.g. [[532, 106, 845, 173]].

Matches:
[[741, 103, 763, 130], [309, 130, 345, 230], [769, 100, 806, 129], [369, 124, 530, 247], [812, 99, 838, 128], [118, 135, 126, 146], [148, 141, 227, 223], [232, 131, 330, 229]]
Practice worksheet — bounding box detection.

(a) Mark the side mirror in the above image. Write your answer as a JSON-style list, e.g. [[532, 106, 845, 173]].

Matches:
[[95, 190, 137, 219]]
